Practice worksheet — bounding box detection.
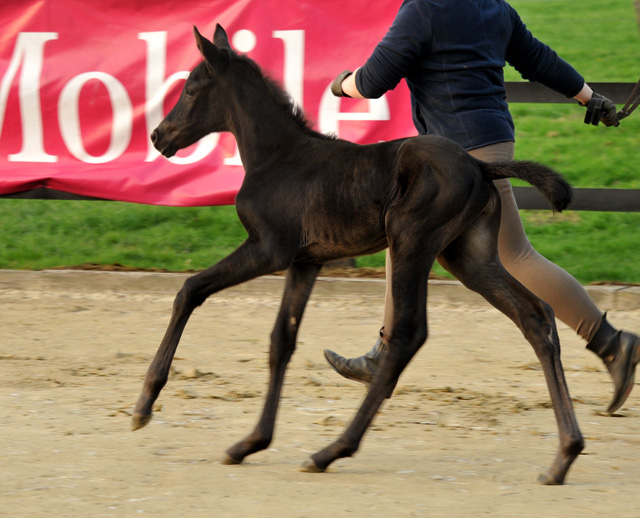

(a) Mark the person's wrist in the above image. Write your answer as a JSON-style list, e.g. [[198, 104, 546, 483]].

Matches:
[[579, 91, 601, 107], [574, 83, 593, 106], [331, 70, 353, 97]]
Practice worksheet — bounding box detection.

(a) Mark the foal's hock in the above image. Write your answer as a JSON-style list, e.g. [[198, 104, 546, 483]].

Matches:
[[134, 24, 583, 484]]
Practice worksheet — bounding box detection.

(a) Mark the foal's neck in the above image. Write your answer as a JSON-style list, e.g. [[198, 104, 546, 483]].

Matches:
[[225, 65, 319, 171]]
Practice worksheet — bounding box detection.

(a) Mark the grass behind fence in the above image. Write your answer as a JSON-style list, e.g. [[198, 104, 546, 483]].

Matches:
[[1, 0, 639, 283]]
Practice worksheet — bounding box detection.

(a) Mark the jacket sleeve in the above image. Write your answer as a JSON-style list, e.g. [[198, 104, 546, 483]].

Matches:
[[505, 7, 584, 98], [356, 0, 432, 98]]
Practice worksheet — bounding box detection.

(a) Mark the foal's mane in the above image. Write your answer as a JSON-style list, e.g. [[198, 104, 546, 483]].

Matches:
[[237, 53, 335, 141]]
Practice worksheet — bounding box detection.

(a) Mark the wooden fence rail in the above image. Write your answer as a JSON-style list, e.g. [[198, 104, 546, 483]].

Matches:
[[505, 81, 639, 211]]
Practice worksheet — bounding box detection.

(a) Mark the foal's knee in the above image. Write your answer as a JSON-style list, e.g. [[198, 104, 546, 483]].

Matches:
[[267, 320, 298, 368], [388, 324, 428, 365], [175, 276, 206, 310], [414, 325, 428, 351]]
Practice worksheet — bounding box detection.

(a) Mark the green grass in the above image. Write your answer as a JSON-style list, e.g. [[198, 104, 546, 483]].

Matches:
[[1, 0, 639, 284], [0, 202, 245, 271]]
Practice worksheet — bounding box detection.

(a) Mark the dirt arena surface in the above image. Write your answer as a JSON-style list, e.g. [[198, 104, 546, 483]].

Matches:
[[2, 270, 640, 517]]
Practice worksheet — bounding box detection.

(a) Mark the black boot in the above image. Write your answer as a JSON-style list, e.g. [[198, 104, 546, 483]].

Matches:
[[586, 313, 640, 415], [324, 331, 387, 385]]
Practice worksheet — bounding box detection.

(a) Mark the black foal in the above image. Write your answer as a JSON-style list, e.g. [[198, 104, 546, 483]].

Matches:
[[133, 24, 583, 484]]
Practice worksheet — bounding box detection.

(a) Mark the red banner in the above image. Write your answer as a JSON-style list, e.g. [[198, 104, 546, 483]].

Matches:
[[0, 0, 414, 206]]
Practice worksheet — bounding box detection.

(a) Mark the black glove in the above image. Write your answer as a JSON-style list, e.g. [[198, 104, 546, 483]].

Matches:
[[331, 70, 353, 98], [582, 92, 619, 127]]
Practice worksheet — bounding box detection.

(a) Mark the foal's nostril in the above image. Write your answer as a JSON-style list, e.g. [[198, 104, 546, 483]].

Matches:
[[150, 130, 159, 144]]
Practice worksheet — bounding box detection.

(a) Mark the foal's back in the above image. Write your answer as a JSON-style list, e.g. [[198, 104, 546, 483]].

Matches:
[[239, 133, 491, 264]]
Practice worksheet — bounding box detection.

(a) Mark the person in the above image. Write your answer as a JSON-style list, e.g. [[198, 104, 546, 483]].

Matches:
[[325, 0, 639, 415]]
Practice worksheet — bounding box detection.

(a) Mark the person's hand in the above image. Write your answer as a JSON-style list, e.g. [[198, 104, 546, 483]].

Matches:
[[331, 70, 353, 97], [582, 92, 619, 127]]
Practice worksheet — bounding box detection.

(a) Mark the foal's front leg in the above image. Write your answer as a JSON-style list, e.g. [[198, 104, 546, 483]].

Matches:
[[223, 262, 321, 464], [132, 240, 289, 431]]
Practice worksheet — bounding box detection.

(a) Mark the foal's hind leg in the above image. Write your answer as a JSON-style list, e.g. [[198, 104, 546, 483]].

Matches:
[[132, 239, 291, 431], [438, 210, 584, 485], [302, 245, 434, 473], [223, 262, 321, 464]]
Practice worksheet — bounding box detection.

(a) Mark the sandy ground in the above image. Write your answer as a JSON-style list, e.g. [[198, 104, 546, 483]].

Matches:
[[2, 270, 640, 518]]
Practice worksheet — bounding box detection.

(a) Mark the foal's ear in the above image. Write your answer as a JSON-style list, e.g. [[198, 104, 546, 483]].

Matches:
[[213, 24, 232, 51], [193, 26, 230, 72]]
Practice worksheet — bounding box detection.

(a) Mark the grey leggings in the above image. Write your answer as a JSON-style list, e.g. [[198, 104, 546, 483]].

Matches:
[[382, 141, 603, 342]]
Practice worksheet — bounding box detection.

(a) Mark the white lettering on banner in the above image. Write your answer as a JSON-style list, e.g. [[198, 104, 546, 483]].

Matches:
[[58, 72, 133, 163], [0, 32, 59, 163], [231, 30, 257, 53], [1, 30, 390, 166], [224, 29, 305, 167], [272, 30, 304, 108], [140, 32, 219, 165], [318, 86, 390, 136]]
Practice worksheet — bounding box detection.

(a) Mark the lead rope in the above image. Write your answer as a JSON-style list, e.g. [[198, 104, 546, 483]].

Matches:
[[616, 78, 640, 122]]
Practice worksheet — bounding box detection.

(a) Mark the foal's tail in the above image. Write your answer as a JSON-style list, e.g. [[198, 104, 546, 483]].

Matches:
[[480, 160, 573, 212]]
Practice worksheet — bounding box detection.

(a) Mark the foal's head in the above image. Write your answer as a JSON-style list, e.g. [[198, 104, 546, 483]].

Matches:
[[151, 25, 236, 158], [151, 24, 324, 159]]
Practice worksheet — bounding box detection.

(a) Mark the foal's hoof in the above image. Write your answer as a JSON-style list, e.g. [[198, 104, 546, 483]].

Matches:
[[300, 457, 325, 473], [537, 472, 563, 486], [221, 453, 242, 465], [131, 413, 152, 431]]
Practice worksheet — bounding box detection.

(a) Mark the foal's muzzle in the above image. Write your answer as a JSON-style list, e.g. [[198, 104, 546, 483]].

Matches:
[[150, 128, 178, 158]]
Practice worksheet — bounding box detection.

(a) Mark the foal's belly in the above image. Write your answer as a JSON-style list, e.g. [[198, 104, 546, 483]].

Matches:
[[294, 231, 388, 264]]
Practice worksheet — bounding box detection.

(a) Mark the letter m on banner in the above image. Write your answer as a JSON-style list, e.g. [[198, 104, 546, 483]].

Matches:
[[1, 32, 58, 163]]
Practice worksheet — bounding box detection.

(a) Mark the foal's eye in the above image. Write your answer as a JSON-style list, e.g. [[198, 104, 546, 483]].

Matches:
[[185, 88, 196, 98]]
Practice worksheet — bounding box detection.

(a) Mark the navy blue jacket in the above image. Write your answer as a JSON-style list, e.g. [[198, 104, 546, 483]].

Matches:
[[355, 0, 585, 150]]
